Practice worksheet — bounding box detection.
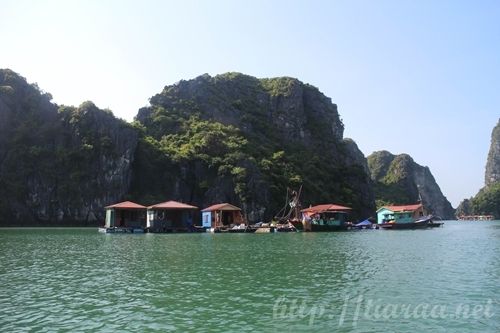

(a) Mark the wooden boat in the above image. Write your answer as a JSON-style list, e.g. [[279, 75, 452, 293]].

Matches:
[[294, 204, 352, 232], [273, 187, 303, 230], [428, 221, 444, 228], [379, 220, 429, 229], [377, 204, 435, 229], [273, 187, 351, 232]]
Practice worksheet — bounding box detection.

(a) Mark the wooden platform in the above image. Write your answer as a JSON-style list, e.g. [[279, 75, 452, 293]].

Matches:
[[98, 227, 144, 234]]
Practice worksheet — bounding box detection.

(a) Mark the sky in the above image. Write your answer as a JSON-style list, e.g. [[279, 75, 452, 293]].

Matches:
[[1, 0, 499, 207]]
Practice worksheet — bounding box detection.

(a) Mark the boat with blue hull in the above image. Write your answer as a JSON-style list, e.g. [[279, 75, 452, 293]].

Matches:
[[377, 204, 439, 229]]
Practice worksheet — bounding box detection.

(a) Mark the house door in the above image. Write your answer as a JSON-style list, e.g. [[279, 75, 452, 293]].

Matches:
[[222, 212, 233, 226]]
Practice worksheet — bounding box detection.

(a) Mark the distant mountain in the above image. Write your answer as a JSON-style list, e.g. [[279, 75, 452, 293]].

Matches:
[[457, 119, 500, 218], [367, 150, 455, 219], [0, 69, 137, 225]]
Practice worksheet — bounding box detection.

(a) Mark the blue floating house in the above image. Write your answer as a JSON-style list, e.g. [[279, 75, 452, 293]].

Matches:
[[201, 203, 245, 230]]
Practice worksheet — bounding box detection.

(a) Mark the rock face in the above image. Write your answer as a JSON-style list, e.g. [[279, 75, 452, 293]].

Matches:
[[367, 151, 455, 219], [455, 199, 472, 217], [0, 70, 376, 225], [0, 69, 138, 226], [485, 119, 500, 186], [457, 119, 500, 218], [134, 73, 375, 220]]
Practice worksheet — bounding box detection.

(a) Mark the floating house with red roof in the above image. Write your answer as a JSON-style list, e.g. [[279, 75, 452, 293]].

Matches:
[[146, 200, 198, 232], [201, 203, 245, 230], [294, 203, 352, 231], [376, 203, 425, 224], [102, 201, 147, 232]]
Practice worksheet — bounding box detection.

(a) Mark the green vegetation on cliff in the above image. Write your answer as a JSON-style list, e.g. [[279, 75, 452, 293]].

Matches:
[[457, 185, 500, 219], [368, 152, 416, 207], [1, 70, 376, 225], [470, 183, 500, 218], [367, 150, 455, 219], [0, 69, 137, 225], [458, 119, 500, 218], [132, 73, 374, 221]]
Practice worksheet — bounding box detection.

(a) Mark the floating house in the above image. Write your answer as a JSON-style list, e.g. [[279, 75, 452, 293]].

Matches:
[[376, 204, 425, 224], [147, 200, 198, 233], [201, 203, 245, 230], [297, 203, 352, 231], [101, 201, 147, 233]]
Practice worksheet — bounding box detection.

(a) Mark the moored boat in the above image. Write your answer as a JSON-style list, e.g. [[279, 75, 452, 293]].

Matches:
[[377, 204, 435, 229], [428, 220, 444, 228], [294, 204, 352, 232], [273, 187, 351, 232], [379, 220, 429, 229], [271, 187, 303, 232]]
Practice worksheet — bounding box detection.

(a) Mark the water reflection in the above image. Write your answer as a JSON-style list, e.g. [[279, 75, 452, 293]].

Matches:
[[0, 222, 499, 332]]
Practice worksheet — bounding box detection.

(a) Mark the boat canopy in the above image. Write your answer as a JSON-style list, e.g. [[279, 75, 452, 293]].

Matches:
[[354, 219, 372, 227]]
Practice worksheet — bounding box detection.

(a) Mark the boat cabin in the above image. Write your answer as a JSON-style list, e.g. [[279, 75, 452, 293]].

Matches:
[[377, 204, 425, 224], [104, 201, 146, 229], [201, 203, 245, 229], [301, 204, 351, 226], [147, 200, 198, 232]]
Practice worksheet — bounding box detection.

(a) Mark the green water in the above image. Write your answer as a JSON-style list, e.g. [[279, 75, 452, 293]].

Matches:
[[1, 221, 499, 332]]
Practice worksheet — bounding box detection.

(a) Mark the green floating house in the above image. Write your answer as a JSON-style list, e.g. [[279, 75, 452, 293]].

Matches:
[[376, 204, 425, 224], [104, 201, 147, 229]]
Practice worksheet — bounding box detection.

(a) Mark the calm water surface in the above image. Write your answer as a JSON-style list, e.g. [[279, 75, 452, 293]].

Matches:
[[1, 221, 499, 332]]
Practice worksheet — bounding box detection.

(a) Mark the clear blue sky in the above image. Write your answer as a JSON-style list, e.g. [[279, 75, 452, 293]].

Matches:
[[2, 0, 499, 207]]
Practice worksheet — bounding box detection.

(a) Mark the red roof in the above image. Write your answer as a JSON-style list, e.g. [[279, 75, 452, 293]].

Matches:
[[301, 204, 352, 214], [148, 200, 198, 210], [201, 203, 241, 212], [384, 204, 423, 212], [105, 201, 146, 209]]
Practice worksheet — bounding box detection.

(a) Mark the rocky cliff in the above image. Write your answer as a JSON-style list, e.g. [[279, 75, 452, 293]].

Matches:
[[457, 119, 500, 218], [485, 119, 500, 186], [0, 70, 375, 225], [133, 73, 375, 220], [367, 151, 455, 219], [0, 69, 138, 226]]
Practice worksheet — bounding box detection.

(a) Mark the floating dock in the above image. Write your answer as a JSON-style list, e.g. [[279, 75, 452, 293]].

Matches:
[[98, 227, 144, 234]]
